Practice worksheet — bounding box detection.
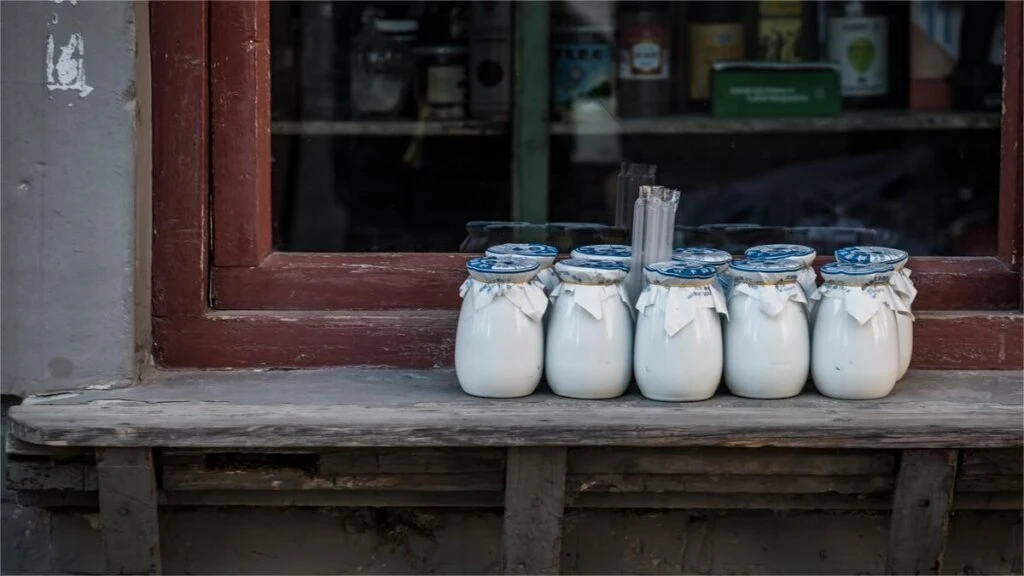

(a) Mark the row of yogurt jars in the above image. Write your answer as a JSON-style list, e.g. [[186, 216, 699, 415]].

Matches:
[[454, 242, 917, 402]]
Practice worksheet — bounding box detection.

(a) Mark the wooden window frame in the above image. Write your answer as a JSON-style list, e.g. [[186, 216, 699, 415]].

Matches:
[[151, 0, 1023, 369]]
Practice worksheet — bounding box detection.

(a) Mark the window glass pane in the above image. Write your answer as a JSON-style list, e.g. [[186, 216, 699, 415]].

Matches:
[[271, 0, 1004, 256]]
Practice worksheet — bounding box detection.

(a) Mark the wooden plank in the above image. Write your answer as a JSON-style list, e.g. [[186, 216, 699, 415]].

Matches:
[[96, 448, 161, 575], [954, 475, 1022, 493], [16, 490, 504, 509], [568, 447, 895, 476], [5, 435, 91, 458], [567, 474, 893, 495], [998, 0, 1022, 270], [5, 460, 97, 491], [210, 0, 272, 266], [550, 111, 1001, 135], [214, 255, 1020, 312], [153, 311, 456, 368], [503, 447, 566, 575], [155, 310, 1022, 369], [569, 492, 895, 510], [959, 448, 1024, 476], [511, 1, 549, 224], [911, 311, 1022, 370], [17, 489, 1020, 511], [150, 1, 208, 317], [8, 370, 1023, 449], [886, 449, 958, 575], [213, 253, 471, 310], [163, 464, 503, 492]]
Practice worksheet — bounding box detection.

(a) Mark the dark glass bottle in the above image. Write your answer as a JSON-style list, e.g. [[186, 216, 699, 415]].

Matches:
[[617, 1, 673, 117], [687, 1, 745, 110], [827, 0, 907, 109], [748, 0, 819, 62]]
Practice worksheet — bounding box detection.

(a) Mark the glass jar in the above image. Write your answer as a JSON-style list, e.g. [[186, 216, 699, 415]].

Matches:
[[810, 262, 901, 399], [455, 256, 548, 398], [744, 244, 818, 298], [724, 258, 811, 399], [546, 259, 633, 399], [412, 46, 469, 120], [634, 262, 729, 402], [460, 220, 508, 253], [350, 10, 417, 118], [571, 244, 636, 306], [835, 246, 916, 381], [672, 247, 733, 294], [485, 243, 559, 294]]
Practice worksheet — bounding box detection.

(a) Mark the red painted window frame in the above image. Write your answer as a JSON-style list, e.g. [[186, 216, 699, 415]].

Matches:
[[151, 0, 1023, 370]]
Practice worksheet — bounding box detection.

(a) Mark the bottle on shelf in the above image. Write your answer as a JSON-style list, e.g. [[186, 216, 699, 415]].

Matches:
[[826, 0, 908, 109], [617, 1, 673, 118], [687, 1, 746, 111], [749, 0, 819, 62]]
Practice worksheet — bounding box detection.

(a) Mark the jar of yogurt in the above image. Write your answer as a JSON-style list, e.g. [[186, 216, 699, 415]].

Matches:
[[634, 262, 729, 402], [835, 246, 915, 381], [672, 247, 733, 294], [546, 259, 633, 399], [485, 243, 560, 294], [810, 262, 902, 399], [455, 256, 548, 398], [571, 244, 637, 306], [724, 258, 810, 399], [744, 244, 818, 298]]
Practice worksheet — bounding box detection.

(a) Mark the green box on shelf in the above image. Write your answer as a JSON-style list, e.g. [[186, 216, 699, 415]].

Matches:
[[711, 62, 842, 118]]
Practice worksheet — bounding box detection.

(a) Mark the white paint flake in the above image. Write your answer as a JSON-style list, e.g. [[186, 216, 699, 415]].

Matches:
[[53, 0, 78, 5], [45, 32, 93, 97]]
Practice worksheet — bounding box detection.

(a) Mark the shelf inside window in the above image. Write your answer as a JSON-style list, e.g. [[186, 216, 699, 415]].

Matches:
[[551, 111, 1001, 135], [272, 111, 999, 138], [271, 120, 508, 137]]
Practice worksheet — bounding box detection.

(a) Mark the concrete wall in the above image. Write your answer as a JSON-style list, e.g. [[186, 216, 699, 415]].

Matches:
[[1, 0, 139, 397]]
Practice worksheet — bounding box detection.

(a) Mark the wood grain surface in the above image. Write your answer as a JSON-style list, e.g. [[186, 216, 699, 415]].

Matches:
[[8, 370, 1022, 449]]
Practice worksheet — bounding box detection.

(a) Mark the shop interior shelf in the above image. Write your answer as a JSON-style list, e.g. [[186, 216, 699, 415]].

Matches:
[[272, 111, 999, 138], [550, 110, 1001, 136], [271, 119, 509, 137]]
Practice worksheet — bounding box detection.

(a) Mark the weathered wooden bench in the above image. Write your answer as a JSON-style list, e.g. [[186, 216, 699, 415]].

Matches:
[[7, 369, 1022, 575]]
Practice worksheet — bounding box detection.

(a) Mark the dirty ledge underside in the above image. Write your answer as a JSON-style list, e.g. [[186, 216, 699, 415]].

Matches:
[[8, 370, 1023, 449]]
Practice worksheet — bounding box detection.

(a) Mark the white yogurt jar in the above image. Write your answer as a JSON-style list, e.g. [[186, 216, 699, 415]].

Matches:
[[672, 247, 733, 294], [810, 262, 901, 399], [835, 246, 915, 380], [546, 258, 633, 399], [571, 244, 638, 307], [455, 256, 548, 398], [745, 244, 818, 298], [724, 258, 810, 399], [486, 243, 559, 294], [634, 262, 729, 402]]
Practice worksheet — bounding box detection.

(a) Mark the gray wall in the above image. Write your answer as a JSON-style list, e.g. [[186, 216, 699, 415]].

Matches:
[[1, 0, 139, 397]]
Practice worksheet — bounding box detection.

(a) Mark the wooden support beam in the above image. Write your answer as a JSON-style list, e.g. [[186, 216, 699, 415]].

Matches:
[[886, 449, 958, 575], [503, 447, 567, 575], [96, 448, 161, 575]]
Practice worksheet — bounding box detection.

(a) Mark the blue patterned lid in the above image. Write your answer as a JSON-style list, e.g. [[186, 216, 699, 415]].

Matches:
[[555, 258, 629, 273], [820, 261, 894, 277], [571, 244, 632, 259], [745, 244, 816, 261], [645, 261, 716, 280], [672, 247, 732, 266], [834, 246, 909, 266], [485, 243, 558, 258], [729, 257, 805, 273], [466, 256, 538, 274]]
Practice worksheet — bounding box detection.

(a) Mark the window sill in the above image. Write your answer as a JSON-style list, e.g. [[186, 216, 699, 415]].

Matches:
[[9, 370, 1022, 450]]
